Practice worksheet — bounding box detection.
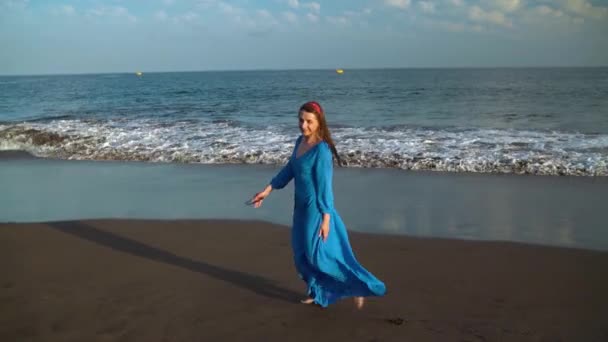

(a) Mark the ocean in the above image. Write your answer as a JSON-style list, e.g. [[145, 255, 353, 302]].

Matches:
[[1, 68, 607, 176]]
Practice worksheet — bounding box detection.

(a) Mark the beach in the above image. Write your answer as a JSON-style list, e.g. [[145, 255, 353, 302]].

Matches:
[[2, 154, 608, 340], [1, 68, 608, 341], [1, 219, 607, 341]]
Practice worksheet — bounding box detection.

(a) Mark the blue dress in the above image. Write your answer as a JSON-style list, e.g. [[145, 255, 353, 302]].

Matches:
[[270, 136, 386, 307]]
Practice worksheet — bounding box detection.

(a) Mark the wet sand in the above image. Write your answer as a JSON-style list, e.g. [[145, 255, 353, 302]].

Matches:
[[2, 156, 608, 250], [1, 219, 607, 341]]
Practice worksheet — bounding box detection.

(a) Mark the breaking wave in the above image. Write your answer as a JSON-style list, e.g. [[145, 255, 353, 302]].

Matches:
[[1, 118, 607, 176]]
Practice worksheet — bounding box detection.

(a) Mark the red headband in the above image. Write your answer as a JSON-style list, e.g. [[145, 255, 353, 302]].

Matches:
[[305, 101, 323, 115]]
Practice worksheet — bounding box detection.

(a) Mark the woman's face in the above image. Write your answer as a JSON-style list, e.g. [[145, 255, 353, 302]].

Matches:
[[299, 110, 320, 138]]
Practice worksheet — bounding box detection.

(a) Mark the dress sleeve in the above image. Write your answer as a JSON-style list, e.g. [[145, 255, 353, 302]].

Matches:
[[269, 137, 299, 189], [270, 159, 294, 189], [313, 143, 335, 214]]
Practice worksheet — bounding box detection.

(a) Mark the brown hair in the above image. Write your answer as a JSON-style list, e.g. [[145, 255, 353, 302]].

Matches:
[[299, 101, 342, 167]]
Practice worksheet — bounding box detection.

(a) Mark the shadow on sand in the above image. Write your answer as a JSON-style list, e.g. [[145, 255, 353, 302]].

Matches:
[[47, 221, 301, 303]]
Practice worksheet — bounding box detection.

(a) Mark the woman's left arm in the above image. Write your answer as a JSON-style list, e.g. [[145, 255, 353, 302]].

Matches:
[[313, 144, 335, 240]]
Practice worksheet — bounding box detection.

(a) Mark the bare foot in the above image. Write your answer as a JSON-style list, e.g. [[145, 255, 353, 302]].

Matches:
[[354, 296, 365, 310], [300, 297, 315, 304]]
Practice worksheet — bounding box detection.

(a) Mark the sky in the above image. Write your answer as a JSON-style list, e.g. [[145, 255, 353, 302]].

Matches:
[[1, 0, 607, 74]]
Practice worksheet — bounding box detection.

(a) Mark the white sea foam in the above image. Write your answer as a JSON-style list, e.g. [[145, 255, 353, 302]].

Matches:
[[1, 119, 607, 176]]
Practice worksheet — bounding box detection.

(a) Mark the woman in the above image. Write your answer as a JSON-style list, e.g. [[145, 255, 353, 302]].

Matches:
[[249, 101, 386, 308]]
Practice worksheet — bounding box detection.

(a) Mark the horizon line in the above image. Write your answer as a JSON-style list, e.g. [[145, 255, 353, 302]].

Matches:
[[2, 65, 607, 77]]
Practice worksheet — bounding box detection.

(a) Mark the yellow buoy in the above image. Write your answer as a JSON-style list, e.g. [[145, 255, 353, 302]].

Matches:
[[135, 71, 143, 77], [336, 69, 344, 74]]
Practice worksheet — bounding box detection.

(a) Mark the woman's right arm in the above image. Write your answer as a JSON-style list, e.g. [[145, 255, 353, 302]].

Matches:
[[269, 159, 294, 190], [269, 135, 300, 190], [251, 158, 294, 207], [250, 137, 299, 207]]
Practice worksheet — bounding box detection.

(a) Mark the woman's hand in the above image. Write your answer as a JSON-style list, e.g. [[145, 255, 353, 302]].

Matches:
[[318, 217, 330, 241], [250, 186, 272, 208]]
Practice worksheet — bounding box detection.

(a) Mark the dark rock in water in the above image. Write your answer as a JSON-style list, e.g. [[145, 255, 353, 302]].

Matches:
[[0, 150, 38, 160], [22, 129, 66, 146], [387, 159, 400, 168]]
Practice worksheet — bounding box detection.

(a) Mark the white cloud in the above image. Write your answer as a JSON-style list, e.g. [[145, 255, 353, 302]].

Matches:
[[288, 0, 299, 9], [195, 0, 218, 10], [154, 9, 201, 24], [563, 0, 608, 19], [217, 2, 251, 26], [86, 6, 137, 22], [326, 15, 348, 25], [302, 2, 320, 14], [257, 9, 272, 18], [255, 9, 279, 26], [419, 1, 436, 13], [2, 0, 28, 10], [62, 5, 75, 15], [469, 5, 511, 27], [426, 18, 485, 33], [218, 2, 235, 14], [385, 0, 411, 9], [282, 11, 297, 23], [51, 5, 75, 16], [196, 3, 278, 31], [517, 3, 592, 31], [215, 2, 283, 30], [180, 11, 199, 22], [536, 5, 564, 18], [306, 12, 319, 22], [494, 0, 521, 12]]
